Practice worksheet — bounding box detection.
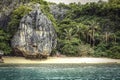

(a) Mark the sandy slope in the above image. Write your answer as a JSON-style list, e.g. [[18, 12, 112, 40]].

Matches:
[[2, 56, 120, 64]]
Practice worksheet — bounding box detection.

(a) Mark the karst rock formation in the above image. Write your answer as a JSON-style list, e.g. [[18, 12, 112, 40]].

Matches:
[[11, 4, 57, 58]]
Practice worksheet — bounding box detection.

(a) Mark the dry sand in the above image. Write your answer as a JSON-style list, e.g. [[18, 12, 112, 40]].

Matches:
[[2, 56, 120, 64]]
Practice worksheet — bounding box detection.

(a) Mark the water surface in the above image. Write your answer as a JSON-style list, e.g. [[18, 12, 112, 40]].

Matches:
[[0, 64, 120, 80]]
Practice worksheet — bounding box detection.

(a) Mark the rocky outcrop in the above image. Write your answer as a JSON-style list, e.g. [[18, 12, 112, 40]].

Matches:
[[0, 0, 30, 28], [11, 4, 57, 58], [49, 4, 68, 20]]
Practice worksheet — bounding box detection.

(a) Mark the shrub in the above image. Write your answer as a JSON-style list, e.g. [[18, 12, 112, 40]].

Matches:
[[8, 5, 32, 36], [0, 29, 12, 55], [107, 45, 120, 59], [61, 44, 78, 56], [94, 43, 108, 57], [77, 44, 94, 57]]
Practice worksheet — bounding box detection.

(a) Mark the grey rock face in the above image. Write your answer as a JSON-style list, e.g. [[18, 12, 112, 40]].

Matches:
[[11, 4, 57, 57], [0, 50, 4, 56], [0, 0, 30, 28], [0, 50, 3, 63], [50, 4, 68, 20]]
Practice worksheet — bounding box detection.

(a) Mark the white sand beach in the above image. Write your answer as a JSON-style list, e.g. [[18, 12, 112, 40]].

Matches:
[[2, 57, 120, 64]]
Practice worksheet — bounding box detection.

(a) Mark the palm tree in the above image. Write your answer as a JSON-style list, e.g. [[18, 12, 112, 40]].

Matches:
[[77, 23, 89, 44], [62, 25, 80, 45], [88, 20, 99, 47]]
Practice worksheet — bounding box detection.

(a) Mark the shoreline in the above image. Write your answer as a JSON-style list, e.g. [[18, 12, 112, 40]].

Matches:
[[1, 56, 120, 64]]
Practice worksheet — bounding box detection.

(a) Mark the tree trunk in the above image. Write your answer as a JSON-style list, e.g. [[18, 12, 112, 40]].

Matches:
[[105, 32, 108, 44], [92, 29, 95, 47]]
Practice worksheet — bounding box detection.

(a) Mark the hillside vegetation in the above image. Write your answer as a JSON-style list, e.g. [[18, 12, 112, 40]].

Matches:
[[0, 0, 120, 58]]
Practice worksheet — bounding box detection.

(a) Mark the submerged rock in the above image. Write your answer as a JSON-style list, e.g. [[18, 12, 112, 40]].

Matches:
[[11, 4, 57, 58]]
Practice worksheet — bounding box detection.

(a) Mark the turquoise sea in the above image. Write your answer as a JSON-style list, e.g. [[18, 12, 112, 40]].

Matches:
[[0, 64, 120, 80]]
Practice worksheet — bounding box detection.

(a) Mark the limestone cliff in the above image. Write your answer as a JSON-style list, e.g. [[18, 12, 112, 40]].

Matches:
[[49, 4, 68, 20], [0, 0, 30, 28], [11, 4, 57, 58]]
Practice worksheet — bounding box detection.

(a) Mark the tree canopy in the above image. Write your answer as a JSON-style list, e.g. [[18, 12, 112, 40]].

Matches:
[[0, 0, 120, 58]]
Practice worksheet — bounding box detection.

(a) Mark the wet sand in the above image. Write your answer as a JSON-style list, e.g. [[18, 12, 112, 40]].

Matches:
[[2, 56, 120, 64]]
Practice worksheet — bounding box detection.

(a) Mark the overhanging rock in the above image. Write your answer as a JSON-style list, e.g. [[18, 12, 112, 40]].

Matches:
[[11, 4, 57, 58]]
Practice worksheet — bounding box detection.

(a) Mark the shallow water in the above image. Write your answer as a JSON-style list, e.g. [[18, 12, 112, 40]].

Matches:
[[0, 64, 120, 80]]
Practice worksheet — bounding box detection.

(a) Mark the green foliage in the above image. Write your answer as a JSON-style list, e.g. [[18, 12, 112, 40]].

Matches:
[[78, 44, 94, 57], [61, 43, 78, 56], [5, 0, 58, 56], [109, 0, 120, 4], [8, 5, 32, 36], [0, 29, 12, 54], [56, 1, 120, 58], [115, 31, 120, 42], [94, 43, 108, 57], [30, 0, 48, 5], [1, 0, 120, 58], [32, 0, 59, 32], [58, 3, 70, 9], [107, 45, 120, 59]]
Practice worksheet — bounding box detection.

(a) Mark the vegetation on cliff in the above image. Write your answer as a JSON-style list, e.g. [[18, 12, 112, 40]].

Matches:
[[0, 29, 11, 54], [56, 0, 120, 58], [0, 0, 120, 58]]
